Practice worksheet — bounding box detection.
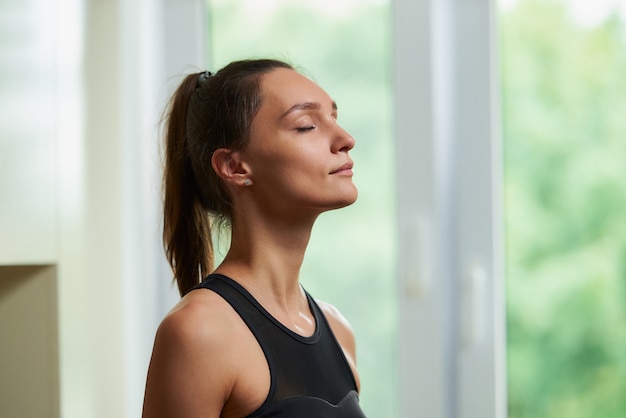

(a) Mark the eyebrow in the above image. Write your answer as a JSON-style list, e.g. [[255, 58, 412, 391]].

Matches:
[[280, 101, 338, 119]]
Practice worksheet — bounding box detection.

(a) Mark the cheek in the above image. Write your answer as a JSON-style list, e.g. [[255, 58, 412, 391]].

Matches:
[[255, 141, 323, 178], [269, 157, 323, 186], [246, 125, 329, 185]]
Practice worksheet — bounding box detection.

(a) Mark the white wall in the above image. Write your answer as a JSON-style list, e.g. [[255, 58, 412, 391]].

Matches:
[[0, 0, 205, 417]]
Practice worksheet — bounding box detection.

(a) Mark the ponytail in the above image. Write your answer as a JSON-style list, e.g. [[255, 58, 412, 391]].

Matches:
[[161, 59, 294, 297], [162, 73, 214, 296]]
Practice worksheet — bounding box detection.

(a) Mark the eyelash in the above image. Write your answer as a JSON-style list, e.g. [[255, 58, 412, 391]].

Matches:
[[295, 126, 316, 133]]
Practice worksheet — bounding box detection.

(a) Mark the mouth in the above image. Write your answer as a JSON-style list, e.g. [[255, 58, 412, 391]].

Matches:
[[330, 161, 354, 175]]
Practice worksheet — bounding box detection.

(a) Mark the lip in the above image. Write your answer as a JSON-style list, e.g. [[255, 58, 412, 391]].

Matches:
[[330, 161, 354, 175]]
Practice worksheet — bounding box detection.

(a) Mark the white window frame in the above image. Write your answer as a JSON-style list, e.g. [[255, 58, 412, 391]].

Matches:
[[392, 0, 506, 417]]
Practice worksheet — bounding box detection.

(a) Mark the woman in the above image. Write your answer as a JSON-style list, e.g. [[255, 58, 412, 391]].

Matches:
[[142, 59, 366, 418]]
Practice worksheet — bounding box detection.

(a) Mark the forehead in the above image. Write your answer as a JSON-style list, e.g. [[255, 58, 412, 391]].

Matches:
[[259, 68, 333, 113]]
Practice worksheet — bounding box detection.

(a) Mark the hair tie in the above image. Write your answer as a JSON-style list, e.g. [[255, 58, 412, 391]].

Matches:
[[198, 70, 213, 84]]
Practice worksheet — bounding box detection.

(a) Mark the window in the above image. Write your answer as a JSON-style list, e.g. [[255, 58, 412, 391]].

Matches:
[[501, 1, 626, 417]]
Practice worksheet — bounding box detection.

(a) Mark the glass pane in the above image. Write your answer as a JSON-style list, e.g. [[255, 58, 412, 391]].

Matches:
[[500, 1, 626, 417], [207, 1, 397, 416]]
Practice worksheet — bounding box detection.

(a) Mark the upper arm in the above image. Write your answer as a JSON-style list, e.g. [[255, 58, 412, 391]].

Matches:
[[142, 302, 232, 418]]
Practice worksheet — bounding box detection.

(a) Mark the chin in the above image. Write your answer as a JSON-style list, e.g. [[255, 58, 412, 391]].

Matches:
[[306, 184, 359, 213], [345, 188, 359, 206], [330, 186, 359, 210]]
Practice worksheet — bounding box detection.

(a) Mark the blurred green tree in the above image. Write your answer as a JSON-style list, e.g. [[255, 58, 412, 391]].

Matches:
[[501, 1, 626, 417]]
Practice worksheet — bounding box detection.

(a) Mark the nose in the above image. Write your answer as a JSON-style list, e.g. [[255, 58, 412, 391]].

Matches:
[[331, 123, 356, 153]]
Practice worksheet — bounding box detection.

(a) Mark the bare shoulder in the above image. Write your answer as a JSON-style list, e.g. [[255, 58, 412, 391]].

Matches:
[[154, 289, 241, 364], [315, 299, 361, 390], [142, 289, 242, 418], [316, 300, 355, 338], [161, 288, 240, 344]]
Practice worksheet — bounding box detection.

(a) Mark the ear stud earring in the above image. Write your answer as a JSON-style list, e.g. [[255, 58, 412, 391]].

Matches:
[[244, 179, 251, 186]]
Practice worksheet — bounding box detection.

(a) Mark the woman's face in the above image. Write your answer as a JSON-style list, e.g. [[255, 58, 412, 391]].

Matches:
[[242, 67, 358, 218]]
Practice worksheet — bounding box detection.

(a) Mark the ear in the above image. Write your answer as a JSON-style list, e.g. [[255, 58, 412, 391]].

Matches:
[[211, 148, 251, 187]]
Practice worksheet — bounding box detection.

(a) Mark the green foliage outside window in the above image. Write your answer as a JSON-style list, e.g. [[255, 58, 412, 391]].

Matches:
[[502, 1, 626, 417]]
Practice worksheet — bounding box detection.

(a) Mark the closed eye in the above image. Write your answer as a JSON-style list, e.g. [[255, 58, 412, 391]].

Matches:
[[295, 126, 316, 133]]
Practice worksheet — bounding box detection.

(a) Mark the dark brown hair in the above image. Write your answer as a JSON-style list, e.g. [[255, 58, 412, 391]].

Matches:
[[162, 59, 293, 296]]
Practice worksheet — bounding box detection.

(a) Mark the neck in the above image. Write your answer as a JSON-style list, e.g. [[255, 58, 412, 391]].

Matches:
[[212, 200, 321, 336], [214, 210, 317, 304]]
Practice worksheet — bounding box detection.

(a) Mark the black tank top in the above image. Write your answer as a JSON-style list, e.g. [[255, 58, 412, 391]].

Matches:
[[195, 274, 367, 418]]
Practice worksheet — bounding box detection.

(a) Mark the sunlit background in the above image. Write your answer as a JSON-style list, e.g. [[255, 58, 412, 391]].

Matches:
[[1, 0, 625, 417]]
